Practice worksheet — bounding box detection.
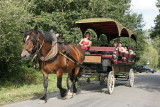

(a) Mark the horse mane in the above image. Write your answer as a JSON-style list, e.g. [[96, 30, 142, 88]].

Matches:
[[24, 29, 56, 42], [39, 30, 55, 42]]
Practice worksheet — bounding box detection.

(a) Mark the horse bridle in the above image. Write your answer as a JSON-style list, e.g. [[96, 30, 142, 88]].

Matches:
[[23, 32, 44, 61]]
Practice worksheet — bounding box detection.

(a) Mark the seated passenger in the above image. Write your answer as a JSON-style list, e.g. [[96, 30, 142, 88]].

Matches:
[[118, 41, 128, 53], [114, 40, 118, 49], [113, 40, 118, 59], [128, 46, 136, 55], [118, 41, 129, 60], [79, 32, 92, 55], [124, 46, 129, 54]]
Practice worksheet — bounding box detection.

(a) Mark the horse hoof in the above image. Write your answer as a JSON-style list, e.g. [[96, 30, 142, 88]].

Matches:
[[73, 93, 77, 96], [61, 97, 67, 100], [65, 93, 73, 99], [38, 100, 46, 104]]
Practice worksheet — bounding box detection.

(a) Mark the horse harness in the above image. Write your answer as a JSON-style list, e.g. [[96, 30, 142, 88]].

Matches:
[[24, 31, 85, 69]]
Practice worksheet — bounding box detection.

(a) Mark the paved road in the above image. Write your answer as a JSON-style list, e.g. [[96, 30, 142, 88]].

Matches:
[[4, 72, 160, 107]]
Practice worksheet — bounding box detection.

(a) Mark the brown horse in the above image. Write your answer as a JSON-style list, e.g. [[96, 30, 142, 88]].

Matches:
[[21, 25, 85, 103]]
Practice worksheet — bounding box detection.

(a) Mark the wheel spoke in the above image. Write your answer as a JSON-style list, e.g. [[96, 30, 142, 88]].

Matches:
[[107, 71, 115, 94], [129, 69, 134, 87]]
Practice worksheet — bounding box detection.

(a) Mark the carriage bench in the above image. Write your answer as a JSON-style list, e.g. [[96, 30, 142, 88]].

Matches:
[[84, 46, 116, 63], [89, 46, 116, 59]]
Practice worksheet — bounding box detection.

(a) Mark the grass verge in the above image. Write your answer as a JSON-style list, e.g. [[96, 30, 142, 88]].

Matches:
[[0, 67, 68, 106]]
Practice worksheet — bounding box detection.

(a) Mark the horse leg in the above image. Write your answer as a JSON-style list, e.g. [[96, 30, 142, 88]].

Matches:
[[39, 74, 48, 103], [72, 67, 80, 94], [72, 78, 77, 94], [67, 67, 79, 96], [57, 77, 67, 98]]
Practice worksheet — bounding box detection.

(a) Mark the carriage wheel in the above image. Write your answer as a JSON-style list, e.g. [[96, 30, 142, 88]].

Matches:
[[66, 74, 72, 90], [129, 69, 134, 87], [107, 71, 115, 94]]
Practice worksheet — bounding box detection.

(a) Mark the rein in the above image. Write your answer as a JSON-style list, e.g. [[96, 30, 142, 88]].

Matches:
[[59, 51, 91, 70], [59, 51, 75, 63]]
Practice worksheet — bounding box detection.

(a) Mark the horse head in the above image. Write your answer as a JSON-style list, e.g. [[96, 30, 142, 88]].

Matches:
[[21, 25, 40, 60]]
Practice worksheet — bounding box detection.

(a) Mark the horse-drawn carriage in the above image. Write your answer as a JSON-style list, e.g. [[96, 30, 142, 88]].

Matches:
[[21, 18, 136, 103], [67, 18, 136, 94]]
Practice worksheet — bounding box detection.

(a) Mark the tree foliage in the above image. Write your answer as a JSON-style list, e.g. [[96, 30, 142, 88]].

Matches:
[[137, 42, 158, 68], [150, 0, 160, 67], [151, 37, 160, 66], [0, 0, 33, 78], [150, 0, 160, 38]]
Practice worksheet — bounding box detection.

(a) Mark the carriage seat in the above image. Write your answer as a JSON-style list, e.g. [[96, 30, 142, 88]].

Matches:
[[88, 46, 116, 59]]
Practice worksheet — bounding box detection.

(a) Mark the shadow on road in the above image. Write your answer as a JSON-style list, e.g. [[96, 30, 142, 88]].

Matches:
[[134, 73, 160, 92], [29, 73, 160, 101]]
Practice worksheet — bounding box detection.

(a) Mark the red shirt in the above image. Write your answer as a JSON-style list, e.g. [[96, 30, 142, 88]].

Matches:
[[81, 40, 90, 50]]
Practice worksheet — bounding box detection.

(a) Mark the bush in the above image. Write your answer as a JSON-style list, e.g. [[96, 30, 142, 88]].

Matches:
[[0, 0, 33, 80]]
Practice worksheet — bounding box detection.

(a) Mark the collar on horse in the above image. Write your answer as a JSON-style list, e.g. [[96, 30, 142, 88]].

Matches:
[[39, 40, 58, 61]]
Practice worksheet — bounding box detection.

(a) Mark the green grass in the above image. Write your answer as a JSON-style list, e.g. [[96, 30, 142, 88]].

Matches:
[[0, 66, 93, 106], [0, 69, 68, 106]]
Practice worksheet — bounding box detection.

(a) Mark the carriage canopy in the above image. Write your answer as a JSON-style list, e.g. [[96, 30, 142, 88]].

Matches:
[[75, 18, 136, 42]]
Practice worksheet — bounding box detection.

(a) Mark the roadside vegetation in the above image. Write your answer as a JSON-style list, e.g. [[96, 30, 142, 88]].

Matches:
[[0, 66, 69, 106], [0, 0, 160, 105]]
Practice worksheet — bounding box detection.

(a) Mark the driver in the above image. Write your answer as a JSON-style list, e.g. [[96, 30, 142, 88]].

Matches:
[[79, 32, 92, 50], [79, 32, 92, 55]]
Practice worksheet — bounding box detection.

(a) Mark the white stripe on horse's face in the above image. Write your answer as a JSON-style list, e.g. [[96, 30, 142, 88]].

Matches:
[[26, 35, 30, 42]]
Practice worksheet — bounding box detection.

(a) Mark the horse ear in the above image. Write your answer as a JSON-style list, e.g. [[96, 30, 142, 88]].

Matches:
[[34, 25, 38, 34]]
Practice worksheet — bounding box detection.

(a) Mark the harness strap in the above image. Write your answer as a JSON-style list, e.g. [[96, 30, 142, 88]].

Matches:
[[59, 51, 92, 70], [59, 51, 75, 63], [32, 40, 44, 62], [23, 48, 32, 53]]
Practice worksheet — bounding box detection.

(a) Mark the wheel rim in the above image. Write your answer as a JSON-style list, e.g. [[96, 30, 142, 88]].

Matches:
[[129, 69, 134, 87], [107, 71, 115, 94]]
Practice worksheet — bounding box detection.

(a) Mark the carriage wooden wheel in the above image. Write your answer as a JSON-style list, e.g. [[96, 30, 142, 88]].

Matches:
[[129, 69, 134, 87], [107, 71, 115, 94]]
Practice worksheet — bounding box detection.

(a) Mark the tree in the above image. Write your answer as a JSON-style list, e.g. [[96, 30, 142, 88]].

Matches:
[[151, 37, 160, 66], [150, 0, 160, 38], [137, 42, 158, 68], [150, 0, 160, 67], [0, 0, 33, 79]]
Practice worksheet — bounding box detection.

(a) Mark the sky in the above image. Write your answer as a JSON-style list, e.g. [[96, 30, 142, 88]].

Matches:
[[131, 0, 159, 30]]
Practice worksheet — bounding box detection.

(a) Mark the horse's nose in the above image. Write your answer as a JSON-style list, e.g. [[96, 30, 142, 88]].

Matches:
[[21, 52, 30, 60], [21, 54, 26, 59]]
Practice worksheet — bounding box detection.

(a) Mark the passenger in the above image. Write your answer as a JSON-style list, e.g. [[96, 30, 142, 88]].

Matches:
[[118, 41, 128, 53], [118, 41, 128, 60], [79, 32, 92, 55], [114, 40, 118, 48], [128, 46, 136, 62], [113, 40, 119, 59], [124, 46, 129, 54], [128, 46, 136, 55]]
